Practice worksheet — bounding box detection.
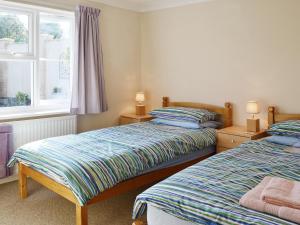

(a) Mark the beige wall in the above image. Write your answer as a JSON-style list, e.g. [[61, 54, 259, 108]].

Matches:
[[9, 0, 141, 132], [140, 0, 300, 128], [6, 0, 300, 130]]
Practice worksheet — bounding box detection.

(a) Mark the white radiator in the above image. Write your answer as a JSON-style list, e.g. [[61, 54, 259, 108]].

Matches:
[[10, 115, 77, 149], [0, 115, 77, 185]]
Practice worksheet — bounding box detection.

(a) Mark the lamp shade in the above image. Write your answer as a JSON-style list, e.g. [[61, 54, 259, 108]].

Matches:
[[135, 92, 145, 103], [246, 101, 259, 114]]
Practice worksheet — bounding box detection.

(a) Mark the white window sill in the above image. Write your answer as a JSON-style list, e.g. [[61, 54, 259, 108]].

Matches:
[[0, 109, 71, 121]]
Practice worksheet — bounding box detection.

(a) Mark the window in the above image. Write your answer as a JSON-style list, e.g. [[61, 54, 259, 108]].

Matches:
[[0, 2, 74, 117]]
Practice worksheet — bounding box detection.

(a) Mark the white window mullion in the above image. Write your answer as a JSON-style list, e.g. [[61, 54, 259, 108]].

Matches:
[[33, 10, 39, 109], [28, 9, 34, 57], [69, 17, 75, 103]]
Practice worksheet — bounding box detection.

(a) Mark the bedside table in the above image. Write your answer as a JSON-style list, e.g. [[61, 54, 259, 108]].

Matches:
[[217, 126, 267, 153], [119, 114, 153, 125]]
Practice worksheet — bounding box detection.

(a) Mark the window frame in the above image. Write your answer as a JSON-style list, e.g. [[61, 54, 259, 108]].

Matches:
[[0, 1, 74, 117]]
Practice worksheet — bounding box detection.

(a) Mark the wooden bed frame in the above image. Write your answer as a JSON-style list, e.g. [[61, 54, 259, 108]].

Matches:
[[132, 106, 300, 225], [18, 97, 232, 225], [268, 106, 300, 126]]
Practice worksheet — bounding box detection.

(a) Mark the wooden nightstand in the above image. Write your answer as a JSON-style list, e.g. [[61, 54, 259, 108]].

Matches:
[[119, 114, 153, 125], [217, 126, 267, 153]]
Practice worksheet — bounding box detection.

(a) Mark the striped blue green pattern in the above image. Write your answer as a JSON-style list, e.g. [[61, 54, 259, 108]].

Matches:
[[8, 122, 215, 206], [149, 107, 217, 123], [268, 120, 300, 138], [133, 140, 300, 225]]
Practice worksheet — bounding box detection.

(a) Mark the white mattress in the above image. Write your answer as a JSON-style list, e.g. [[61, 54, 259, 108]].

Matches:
[[147, 205, 196, 225]]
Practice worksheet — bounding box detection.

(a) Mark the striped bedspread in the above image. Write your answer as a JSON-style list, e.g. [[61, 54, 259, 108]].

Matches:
[[8, 122, 215, 206], [133, 140, 300, 225]]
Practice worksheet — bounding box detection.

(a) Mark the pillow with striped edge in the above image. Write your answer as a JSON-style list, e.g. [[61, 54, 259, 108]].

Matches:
[[151, 118, 202, 129], [268, 120, 300, 138], [149, 107, 217, 124]]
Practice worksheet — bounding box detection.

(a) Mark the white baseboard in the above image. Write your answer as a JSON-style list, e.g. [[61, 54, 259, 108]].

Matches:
[[0, 175, 18, 185]]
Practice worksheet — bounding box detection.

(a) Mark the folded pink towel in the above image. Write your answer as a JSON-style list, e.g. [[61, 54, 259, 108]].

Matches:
[[261, 176, 300, 210], [239, 176, 300, 224]]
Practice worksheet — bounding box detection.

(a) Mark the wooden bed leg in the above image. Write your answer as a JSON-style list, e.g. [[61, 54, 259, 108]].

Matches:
[[76, 205, 88, 225], [132, 220, 144, 225], [18, 163, 27, 199]]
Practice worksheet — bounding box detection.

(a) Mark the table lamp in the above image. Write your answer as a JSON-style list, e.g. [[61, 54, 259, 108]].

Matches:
[[246, 101, 260, 132], [136, 92, 146, 116]]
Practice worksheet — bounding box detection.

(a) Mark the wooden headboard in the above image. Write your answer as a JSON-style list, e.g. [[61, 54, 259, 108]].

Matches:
[[268, 106, 300, 127], [162, 97, 233, 128]]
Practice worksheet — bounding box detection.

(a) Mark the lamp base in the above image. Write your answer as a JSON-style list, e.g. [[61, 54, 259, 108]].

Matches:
[[247, 118, 260, 132], [136, 105, 146, 116]]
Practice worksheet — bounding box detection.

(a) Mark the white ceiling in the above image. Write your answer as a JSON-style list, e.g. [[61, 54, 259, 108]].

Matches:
[[93, 0, 212, 12]]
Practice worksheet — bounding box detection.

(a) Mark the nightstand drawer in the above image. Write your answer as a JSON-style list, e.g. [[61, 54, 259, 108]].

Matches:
[[119, 117, 138, 125], [119, 114, 153, 125], [217, 133, 249, 149]]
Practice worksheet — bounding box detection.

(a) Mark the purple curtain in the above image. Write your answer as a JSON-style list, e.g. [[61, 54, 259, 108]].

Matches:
[[71, 5, 108, 115]]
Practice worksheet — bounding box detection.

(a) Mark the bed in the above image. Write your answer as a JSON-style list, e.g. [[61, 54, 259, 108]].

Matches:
[[132, 106, 300, 225], [9, 97, 233, 225]]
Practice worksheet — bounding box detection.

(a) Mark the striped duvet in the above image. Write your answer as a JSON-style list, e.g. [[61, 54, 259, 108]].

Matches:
[[8, 122, 215, 206], [133, 140, 300, 225], [268, 120, 300, 138]]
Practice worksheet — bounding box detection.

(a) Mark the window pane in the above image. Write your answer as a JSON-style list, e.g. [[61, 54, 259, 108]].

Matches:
[[39, 14, 71, 60], [39, 60, 71, 105], [0, 10, 30, 54], [39, 13, 72, 106], [0, 61, 32, 107]]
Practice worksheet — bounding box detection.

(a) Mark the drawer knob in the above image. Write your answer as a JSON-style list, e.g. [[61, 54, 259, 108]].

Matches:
[[231, 139, 236, 143]]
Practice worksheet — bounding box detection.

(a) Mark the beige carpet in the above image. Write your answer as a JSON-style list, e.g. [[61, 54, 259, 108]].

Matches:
[[0, 180, 147, 225]]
